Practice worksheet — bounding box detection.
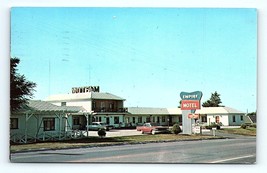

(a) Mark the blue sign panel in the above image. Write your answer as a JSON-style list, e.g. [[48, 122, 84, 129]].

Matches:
[[180, 91, 203, 101]]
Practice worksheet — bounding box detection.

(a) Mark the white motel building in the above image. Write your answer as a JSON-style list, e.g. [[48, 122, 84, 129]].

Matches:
[[10, 86, 252, 143]]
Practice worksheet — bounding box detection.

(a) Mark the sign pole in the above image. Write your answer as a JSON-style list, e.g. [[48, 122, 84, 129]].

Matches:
[[182, 110, 192, 134]]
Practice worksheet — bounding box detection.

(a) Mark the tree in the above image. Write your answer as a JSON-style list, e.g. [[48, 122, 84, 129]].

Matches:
[[202, 91, 223, 107], [178, 100, 182, 108], [10, 57, 37, 112]]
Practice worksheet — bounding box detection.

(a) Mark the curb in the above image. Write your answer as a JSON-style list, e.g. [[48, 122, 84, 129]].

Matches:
[[10, 136, 226, 154]]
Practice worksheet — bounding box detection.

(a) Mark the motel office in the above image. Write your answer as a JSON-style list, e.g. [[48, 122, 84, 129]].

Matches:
[[10, 87, 248, 143]]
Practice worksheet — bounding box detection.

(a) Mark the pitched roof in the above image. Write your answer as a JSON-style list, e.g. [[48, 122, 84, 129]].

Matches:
[[127, 106, 244, 115], [45, 92, 125, 101], [45, 93, 91, 101], [196, 107, 245, 114], [167, 108, 182, 115], [16, 100, 85, 113], [91, 92, 125, 100], [127, 107, 169, 115]]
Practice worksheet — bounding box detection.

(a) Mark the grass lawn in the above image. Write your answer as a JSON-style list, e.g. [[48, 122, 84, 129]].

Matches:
[[10, 134, 223, 153], [219, 127, 256, 136]]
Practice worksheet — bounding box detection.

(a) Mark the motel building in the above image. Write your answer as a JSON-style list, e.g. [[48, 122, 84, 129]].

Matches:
[[10, 86, 251, 143]]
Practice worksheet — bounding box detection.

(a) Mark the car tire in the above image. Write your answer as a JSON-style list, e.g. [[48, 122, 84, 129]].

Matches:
[[152, 130, 156, 135], [141, 131, 144, 134]]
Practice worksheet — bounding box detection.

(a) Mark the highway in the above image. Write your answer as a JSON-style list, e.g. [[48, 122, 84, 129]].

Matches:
[[10, 136, 256, 164]]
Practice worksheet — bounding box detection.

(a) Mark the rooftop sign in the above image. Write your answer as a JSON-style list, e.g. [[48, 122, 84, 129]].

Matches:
[[72, 86, 100, 93]]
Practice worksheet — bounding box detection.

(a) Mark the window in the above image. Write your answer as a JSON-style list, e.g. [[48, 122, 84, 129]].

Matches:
[[178, 116, 182, 123], [132, 117, 136, 123], [109, 103, 114, 109], [114, 117, 119, 124], [92, 101, 96, 109], [99, 117, 102, 122], [152, 116, 155, 122], [162, 116, 166, 122], [101, 102, 105, 108], [61, 102, 66, 106], [138, 117, 142, 123], [125, 117, 130, 123], [233, 115, 236, 122], [101, 102, 105, 111], [73, 117, 80, 125], [43, 118, 55, 131], [92, 116, 96, 122], [10, 118, 18, 129], [241, 115, 243, 121], [201, 115, 207, 122], [146, 116, 151, 122], [157, 116, 160, 123]]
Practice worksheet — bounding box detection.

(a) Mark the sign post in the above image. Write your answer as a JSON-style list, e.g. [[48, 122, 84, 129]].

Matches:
[[180, 91, 202, 135]]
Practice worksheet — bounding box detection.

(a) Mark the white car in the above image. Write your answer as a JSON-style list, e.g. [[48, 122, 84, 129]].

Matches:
[[87, 122, 109, 131]]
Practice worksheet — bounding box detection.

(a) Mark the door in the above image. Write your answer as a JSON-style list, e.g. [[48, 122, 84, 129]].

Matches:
[[106, 117, 110, 125], [215, 116, 220, 124]]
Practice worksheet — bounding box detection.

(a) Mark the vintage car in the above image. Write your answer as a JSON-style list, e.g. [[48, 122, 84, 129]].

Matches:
[[87, 122, 110, 131], [136, 123, 170, 135]]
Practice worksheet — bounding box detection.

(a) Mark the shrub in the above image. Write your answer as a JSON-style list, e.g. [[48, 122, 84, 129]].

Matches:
[[205, 122, 221, 130], [172, 124, 182, 135], [98, 128, 106, 138], [241, 123, 247, 129]]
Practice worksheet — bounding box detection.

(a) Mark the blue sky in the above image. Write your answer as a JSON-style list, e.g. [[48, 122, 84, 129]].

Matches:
[[10, 8, 257, 112]]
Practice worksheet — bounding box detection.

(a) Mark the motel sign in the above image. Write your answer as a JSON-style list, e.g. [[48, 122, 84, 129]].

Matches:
[[181, 100, 200, 110], [180, 91, 203, 135], [180, 91, 203, 110], [72, 86, 100, 93]]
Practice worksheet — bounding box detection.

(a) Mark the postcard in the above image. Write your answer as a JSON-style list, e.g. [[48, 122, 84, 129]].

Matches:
[[10, 7, 257, 164]]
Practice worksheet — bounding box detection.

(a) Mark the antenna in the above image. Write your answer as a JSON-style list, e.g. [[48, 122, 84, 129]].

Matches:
[[88, 64, 91, 85], [49, 58, 51, 96]]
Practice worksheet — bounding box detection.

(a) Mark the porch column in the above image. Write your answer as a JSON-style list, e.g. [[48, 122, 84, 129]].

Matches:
[[85, 113, 89, 137], [25, 113, 33, 143]]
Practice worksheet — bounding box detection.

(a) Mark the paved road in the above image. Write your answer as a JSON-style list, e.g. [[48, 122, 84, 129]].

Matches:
[[10, 136, 256, 164]]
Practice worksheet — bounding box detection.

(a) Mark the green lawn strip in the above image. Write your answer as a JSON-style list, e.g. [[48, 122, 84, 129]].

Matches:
[[10, 134, 223, 153], [219, 127, 256, 136]]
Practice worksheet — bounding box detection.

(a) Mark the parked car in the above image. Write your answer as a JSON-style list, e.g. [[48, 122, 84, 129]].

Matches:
[[87, 122, 110, 131], [136, 123, 170, 135], [102, 123, 114, 130]]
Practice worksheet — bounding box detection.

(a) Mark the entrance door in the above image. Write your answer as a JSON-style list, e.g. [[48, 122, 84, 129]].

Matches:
[[106, 117, 110, 125], [168, 116, 172, 125], [215, 116, 220, 123]]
